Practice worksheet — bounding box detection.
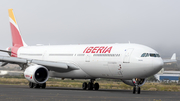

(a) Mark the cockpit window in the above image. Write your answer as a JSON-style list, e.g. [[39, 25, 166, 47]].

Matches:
[[156, 54, 160, 57], [141, 53, 160, 57], [145, 53, 149, 57], [141, 53, 146, 57], [150, 54, 156, 57]]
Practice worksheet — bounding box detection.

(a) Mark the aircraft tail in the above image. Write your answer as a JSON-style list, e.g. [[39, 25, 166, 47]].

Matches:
[[8, 9, 27, 47]]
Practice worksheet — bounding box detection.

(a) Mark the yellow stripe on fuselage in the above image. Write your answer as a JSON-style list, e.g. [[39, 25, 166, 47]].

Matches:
[[8, 9, 17, 25]]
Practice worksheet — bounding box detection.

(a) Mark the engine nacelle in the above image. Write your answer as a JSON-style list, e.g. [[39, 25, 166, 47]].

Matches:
[[122, 78, 146, 86], [24, 65, 49, 84]]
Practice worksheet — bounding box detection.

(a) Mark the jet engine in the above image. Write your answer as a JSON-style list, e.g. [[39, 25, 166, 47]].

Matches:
[[121, 78, 146, 86], [24, 65, 49, 84]]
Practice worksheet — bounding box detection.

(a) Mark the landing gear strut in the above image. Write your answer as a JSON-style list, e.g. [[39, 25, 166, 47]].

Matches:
[[82, 79, 99, 90]]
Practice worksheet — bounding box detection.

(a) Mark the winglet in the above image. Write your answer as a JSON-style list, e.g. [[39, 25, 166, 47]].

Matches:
[[8, 9, 27, 47], [171, 53, 176, 60]]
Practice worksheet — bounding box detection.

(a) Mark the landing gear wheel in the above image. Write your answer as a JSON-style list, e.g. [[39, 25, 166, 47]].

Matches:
[[133, 87, 136, 94], [29, 82, 34, 88], [94, 83, 99, 90], [41, 83, 46, 89], [82, 82, 87, 90], [137, 87, 141, 94], [84, 79, 100, 90], [34, 84, 40, 88], [87, 82, 93, 90]]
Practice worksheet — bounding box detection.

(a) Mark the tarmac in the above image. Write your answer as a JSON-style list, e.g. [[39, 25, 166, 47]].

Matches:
[[0, 84, 180, 101]]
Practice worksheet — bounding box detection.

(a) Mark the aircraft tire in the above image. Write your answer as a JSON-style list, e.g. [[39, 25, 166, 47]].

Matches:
[[34, 84, 40, 88], [94, 83, 99, 90], [82, 82, 87, 90], [87, 82, 93, 90], [137, 87, 141, 94], [133, 87, 136, 94], [29, 82, 34, 88], [41, 83, 46, 89]]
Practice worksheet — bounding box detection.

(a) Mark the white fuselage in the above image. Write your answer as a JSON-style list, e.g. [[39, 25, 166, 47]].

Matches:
[[17, 43, 163, 80]]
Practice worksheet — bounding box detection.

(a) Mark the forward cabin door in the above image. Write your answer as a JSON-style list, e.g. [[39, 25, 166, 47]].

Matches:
[[123, 48, 134, 63]]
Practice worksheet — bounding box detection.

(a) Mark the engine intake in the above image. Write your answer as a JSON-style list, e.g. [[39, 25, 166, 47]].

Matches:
[[24, 65, 49, 84]]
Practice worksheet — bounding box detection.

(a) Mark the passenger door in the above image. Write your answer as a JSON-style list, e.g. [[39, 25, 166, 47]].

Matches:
[[123, 48, 134, 63]]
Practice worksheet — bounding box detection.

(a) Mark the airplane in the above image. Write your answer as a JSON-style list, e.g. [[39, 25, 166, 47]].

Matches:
[[0, 9, 175, 94]]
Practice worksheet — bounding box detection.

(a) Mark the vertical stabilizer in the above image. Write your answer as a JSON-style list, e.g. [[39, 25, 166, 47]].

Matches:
[[171, 53, 176, 60], [8, 9, 27, 47]]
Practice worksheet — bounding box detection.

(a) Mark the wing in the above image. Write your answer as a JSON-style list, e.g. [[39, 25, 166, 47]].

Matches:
[[163, 53, 177, 63], [0, 55, 79, 71]]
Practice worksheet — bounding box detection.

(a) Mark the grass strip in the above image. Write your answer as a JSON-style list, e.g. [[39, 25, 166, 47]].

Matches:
[[0, 78, 179, 91]]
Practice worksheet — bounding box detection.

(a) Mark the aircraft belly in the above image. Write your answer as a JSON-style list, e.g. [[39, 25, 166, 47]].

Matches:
[[49, 69, 92, 79]]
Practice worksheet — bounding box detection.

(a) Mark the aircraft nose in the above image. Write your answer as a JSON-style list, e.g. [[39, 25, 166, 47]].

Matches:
[[153, 58, 164, 72]]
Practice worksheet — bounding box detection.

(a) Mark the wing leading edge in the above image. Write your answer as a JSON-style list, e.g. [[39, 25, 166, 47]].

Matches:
[[0, 55, 79, 71]]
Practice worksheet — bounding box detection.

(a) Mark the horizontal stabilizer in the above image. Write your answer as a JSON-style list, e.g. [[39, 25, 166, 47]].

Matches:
[[0, 49, 11, 54]]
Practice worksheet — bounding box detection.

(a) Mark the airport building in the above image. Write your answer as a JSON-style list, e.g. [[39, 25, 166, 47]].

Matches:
[[154, 68, 180, 82], [154, 74, 180, 82]]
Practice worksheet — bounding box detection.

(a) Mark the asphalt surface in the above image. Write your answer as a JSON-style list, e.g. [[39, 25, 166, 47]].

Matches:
[[0, 85, 179, 101]]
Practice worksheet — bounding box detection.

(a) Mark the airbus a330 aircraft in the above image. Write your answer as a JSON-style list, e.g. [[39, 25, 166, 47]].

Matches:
[[0, 9, 175, 94]]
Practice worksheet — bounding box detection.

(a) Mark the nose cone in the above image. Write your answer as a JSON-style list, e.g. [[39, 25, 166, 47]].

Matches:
[[153, 58, 164, 73]]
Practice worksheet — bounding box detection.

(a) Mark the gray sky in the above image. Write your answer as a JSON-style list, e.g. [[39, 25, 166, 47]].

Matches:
[[0, 0, 180, 58]]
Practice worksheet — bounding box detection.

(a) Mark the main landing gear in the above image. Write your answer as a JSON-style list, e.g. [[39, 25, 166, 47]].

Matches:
[[29, 82, 46, 89], [82, 79, 99, 90], [133, 86, 141, 94]]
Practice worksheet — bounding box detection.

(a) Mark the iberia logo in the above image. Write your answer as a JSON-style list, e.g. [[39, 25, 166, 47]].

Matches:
[[30, 75, 32, 79], [25, 75, 30, 77], [83, 46, 112, 53]]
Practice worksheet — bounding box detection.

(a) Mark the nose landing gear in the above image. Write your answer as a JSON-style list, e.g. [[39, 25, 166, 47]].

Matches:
[[133, 86, 141, 94], [82, 79, 99, 90], [132, 78, 143, 94]]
